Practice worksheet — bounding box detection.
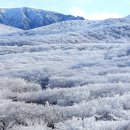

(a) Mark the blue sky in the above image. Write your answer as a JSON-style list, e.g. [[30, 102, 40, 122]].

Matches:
[[0, 0, 130, 20]]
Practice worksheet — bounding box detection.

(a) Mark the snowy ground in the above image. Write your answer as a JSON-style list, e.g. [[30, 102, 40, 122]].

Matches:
[[0, 19, 130, 130]]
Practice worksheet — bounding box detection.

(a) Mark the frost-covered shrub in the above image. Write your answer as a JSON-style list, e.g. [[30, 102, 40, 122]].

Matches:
[[0, 77, 41, 93], [56, 117, 129, 130], [47, 77, 80, 88], [17, 87, 90, 106], [10, 69, 50, 89], [17, 82, 130, 106], [0, 78, 41, 100], [10, 124, 51, 130]]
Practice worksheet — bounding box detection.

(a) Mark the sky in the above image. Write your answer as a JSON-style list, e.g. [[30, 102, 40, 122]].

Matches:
[[0, 0, 130, 20]]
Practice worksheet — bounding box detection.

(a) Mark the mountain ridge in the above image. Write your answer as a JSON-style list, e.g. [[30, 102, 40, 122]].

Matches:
[[0, 7, 85, 30], [6, 16, 129, 43]]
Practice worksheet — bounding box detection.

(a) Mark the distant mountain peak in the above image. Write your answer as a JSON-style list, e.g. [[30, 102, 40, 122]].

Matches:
[[0, 7, 85, 30]]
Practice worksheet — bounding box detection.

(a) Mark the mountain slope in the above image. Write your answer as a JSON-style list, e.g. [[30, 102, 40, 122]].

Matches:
[[0, 7, 85, 30], [10, 16, 130, 43]]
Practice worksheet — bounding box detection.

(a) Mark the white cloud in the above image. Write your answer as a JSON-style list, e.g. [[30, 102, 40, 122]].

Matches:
[[70, 7, 122, 20], [70, 7, 86, 17], [86, 12, 122, 20]]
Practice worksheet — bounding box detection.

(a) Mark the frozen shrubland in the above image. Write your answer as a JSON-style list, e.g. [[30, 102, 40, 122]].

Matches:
[[0, 16, 130, 129]]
